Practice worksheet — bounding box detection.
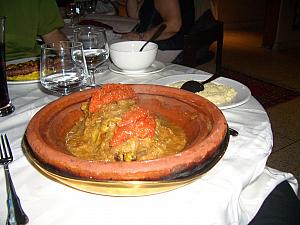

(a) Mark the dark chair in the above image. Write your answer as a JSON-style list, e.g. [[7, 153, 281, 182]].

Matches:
[[181, 20, 224, 75]]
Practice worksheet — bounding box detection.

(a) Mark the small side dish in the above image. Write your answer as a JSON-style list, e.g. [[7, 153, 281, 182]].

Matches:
[[169, 81, 238, 106]]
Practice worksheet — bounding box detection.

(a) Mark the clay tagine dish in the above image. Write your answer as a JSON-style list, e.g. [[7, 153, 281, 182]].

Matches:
[[25, 84, 228, 181]]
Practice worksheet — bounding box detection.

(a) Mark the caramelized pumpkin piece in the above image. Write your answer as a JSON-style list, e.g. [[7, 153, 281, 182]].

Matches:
[[110, 106, 156, 147], [89, 84, 137, 113]]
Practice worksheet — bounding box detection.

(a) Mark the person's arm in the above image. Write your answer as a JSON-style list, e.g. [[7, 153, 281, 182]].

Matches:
[[123, 0, 181, 41], [38, 0, 69, 44], [147, 0, 181, 40], [126, 0, 144, 19], [42, 29, 68, 44]]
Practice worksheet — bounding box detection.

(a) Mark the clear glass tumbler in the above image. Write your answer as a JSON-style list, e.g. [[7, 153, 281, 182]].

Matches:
[[0, 16, 15, 117], [40, 41, 88, 96]]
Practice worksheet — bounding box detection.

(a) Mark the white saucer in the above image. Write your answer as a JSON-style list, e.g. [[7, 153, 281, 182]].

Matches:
[[109, 61, 165, 77]]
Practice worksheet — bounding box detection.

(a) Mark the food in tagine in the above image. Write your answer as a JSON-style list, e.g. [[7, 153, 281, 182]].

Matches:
[[65, 84, 187, 162], [6, 59, 40, 81]]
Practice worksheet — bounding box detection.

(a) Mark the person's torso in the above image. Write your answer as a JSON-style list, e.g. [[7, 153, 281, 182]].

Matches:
[[137, 0, 195, 50], [0, 0, 64, 61]]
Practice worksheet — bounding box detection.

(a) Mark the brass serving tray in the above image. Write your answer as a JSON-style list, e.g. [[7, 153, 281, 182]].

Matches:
[[22, 131, 229, 197]]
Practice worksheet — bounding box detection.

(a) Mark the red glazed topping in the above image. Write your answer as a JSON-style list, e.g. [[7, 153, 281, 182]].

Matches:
[[89, 84, 137, 113], [110, 106, 156, 147]]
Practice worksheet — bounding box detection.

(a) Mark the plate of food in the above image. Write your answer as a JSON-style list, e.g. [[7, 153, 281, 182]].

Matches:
[[152, 74, 251, 110], [6, 57, 40, 84], [25, 83, 229, 196]]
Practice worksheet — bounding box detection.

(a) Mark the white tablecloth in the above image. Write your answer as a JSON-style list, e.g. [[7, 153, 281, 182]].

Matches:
[[0, 64, 298, 225]]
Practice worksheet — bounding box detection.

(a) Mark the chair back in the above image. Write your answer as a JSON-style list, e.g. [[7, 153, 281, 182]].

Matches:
[[182, 20, 224, 75]]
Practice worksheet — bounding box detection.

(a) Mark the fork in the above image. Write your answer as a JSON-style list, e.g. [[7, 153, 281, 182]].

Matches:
[[0, 134, 29, 225]]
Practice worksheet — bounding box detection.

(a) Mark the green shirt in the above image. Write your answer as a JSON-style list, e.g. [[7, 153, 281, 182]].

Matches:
[[0, 0, 64, 61]]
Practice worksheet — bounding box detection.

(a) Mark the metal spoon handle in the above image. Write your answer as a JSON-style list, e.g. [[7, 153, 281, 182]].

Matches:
[[139, 23, 167, 51], [229, 128, 239, 136], [201, 73, 221, 85]]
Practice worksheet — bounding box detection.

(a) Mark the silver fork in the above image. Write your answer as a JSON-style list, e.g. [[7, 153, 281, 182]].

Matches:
[[0, 134, 29, 225]]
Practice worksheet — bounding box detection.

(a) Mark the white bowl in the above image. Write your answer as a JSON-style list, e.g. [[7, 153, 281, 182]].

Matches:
[[109, 41, 158, 71]]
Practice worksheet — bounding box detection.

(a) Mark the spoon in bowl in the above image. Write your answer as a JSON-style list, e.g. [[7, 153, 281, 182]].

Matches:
[[180, 73, 221, 93], [139, 23, 167, 52]]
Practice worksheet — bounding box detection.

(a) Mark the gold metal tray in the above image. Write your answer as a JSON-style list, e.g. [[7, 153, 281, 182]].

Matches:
[[22, 132, 229, 197]]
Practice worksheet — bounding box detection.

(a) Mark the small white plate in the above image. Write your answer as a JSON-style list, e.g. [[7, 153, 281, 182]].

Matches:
[[6, 57, 40, 85], [109, 61, 165, 77], [152, 74, 251, 110]]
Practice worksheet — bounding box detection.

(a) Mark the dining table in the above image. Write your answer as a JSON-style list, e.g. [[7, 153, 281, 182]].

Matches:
[[0, 61, 298, 225]]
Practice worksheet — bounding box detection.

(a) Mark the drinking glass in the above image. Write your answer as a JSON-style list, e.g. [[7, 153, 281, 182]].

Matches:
[[40, 41, 88, 96], [0, 16, 14, 117], [75, 1, 86, 17], [65, 2, 77, 27], [85, 0, 98, 14], [73, 27, 109, 87]]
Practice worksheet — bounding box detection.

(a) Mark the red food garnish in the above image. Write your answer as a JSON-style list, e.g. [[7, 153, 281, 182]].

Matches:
[[110, 107, 156, 147], [117, 107, 150, 127], [89, 84, 137, 113]]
